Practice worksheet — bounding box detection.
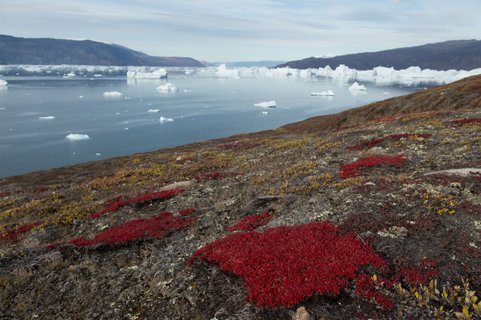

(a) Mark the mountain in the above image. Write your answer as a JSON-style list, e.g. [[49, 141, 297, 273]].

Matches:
[[278, 40, 481, 70], [1, 76, 481, 319], [0, 34, 204, 67], [215, 61, 286, 68]]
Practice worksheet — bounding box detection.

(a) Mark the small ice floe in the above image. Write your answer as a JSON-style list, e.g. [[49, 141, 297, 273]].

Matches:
[[38, 116, 56, 120], [78, 95, 84, 99], [95, 153, 101, 156], [310, 90, 334, 96], [0, 107, 6, 111], [261, 111, 270, 115], [348, 82, 367, 91], [254, 100, 277, 108], [383, 91, 390, 95], [147, 109, 161, 113], [0, 79, 7, 87], [66, 133, 90, 141], [124, 127, 129, 131], [115, 112, 120, 115], [63, 72, 75, 78], [159, 116, 174, 123], [93, 74, 103, 78], [103, 91, 123, 98], [157, 83, 178, 93]]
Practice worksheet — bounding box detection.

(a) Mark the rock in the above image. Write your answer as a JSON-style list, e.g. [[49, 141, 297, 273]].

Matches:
[[293, 306, 313, 320], [159, 180, 197, 191]]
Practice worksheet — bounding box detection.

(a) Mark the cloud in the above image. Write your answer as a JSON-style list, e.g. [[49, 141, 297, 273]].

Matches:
[[0, 0, 479, 61]]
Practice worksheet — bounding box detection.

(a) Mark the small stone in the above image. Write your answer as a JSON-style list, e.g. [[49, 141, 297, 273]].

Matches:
[[293, 306, 313, 320]]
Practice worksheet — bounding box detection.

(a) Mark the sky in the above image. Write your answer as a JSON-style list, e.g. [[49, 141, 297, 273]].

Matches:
[[0, 0, 480, 62]]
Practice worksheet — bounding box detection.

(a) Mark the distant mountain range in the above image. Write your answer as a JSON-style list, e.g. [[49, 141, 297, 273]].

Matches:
[[278, 40, 481, 70], [0, 35, 205, 67], [214, 61, 286, 68]]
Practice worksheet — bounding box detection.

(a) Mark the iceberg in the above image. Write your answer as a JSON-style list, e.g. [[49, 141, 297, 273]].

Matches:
[[349, 82, 367, 91], [147, 109, 161, 113], [63, 71, 75, 78], [216, 64, 240, 78], [160, 116, 174, 123], [0, 79, 7, 86], [66, 133, 90, 141], [254, 100, 277, 108], [103, 91, 123, 98], [38, 116, 56, 120], [310, 90, 335, 96], [157, 83, 178, 93], [127, 68, 167, 79]]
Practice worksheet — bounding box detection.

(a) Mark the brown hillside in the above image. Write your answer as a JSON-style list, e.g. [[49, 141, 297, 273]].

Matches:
[[283, 74, 481, 133]]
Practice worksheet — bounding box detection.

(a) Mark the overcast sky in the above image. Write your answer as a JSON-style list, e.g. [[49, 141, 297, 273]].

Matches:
[[0, 0, 479, 62]]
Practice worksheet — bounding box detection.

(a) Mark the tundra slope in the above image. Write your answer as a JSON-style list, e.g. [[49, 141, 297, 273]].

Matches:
[[1, 76, 481, 319]]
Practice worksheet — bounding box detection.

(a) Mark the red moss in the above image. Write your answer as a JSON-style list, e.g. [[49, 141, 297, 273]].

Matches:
[[354, 274, 395, 310], [190, 221, 387, 307], [49, 211, 193, 248], [451, 118, 481, 127], [227, 212, 272, 232], [339, 155, 407, 179], [178, 208, 197, 216], [0, 221, 43, 241], [347, 134, 431, 151], [90, 189, 184, 219]]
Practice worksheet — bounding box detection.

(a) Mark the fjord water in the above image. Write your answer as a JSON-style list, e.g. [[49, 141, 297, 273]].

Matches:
[[0, 73, 418, 178]]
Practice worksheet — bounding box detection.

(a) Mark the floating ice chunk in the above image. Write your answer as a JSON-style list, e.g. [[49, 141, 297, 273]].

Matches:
[[78, 95, 84, 99], [0, 79, 7, 86], [349, 82, 367, 91], [216, 64, 240, 78], [63, 71, 75, 78], [93, 74, 103, 77], [103, 91, 123, 98], [254, 100, 277, 108], [66, 133, 90, 141], [148, 109, 161, 113], [127, 68, 167, 79], [95, 153, 101, 156], [0, 107, 6, 110], [311, 90, 335, 96], [39, 116, 56, 120], [261, 111, 270, 115], [160, 116, 174, 123], [157, 83, 178, 93]]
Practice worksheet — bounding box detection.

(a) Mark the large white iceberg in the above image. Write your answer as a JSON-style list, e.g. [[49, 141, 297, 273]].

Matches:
[[103, 91, 123, 98], [157, 83, 178, 93], [311, 90, 334, 96], [349, 82, 367, 91], [216, 64, 240, 78], [39, 116, 56, 120], [254, 100, 277, 108], [127, 68, 167, 79], [0, 79, 7, 86], [66, 133, 90, 141]]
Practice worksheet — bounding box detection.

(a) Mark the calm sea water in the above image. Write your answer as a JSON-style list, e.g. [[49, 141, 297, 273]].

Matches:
[[0, 72, 419, 178]]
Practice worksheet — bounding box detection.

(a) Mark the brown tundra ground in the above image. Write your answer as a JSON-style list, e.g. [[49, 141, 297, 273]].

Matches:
[[1, 75, 481, 320]]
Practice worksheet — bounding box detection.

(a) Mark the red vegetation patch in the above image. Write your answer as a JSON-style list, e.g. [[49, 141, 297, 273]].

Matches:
[[347, 134, 431, 151], [227, 212, 272, 232], [394, 258, 439, 286], [0, 221, 43, 241], [354, 274, 395, 310], [451, 118, 481, 127], [190, 221, 387, 308], [48, 211, 194, 248], [90, 189, 184, 219], [339, 155, 407, 179], [178, 208, 197, 216]]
